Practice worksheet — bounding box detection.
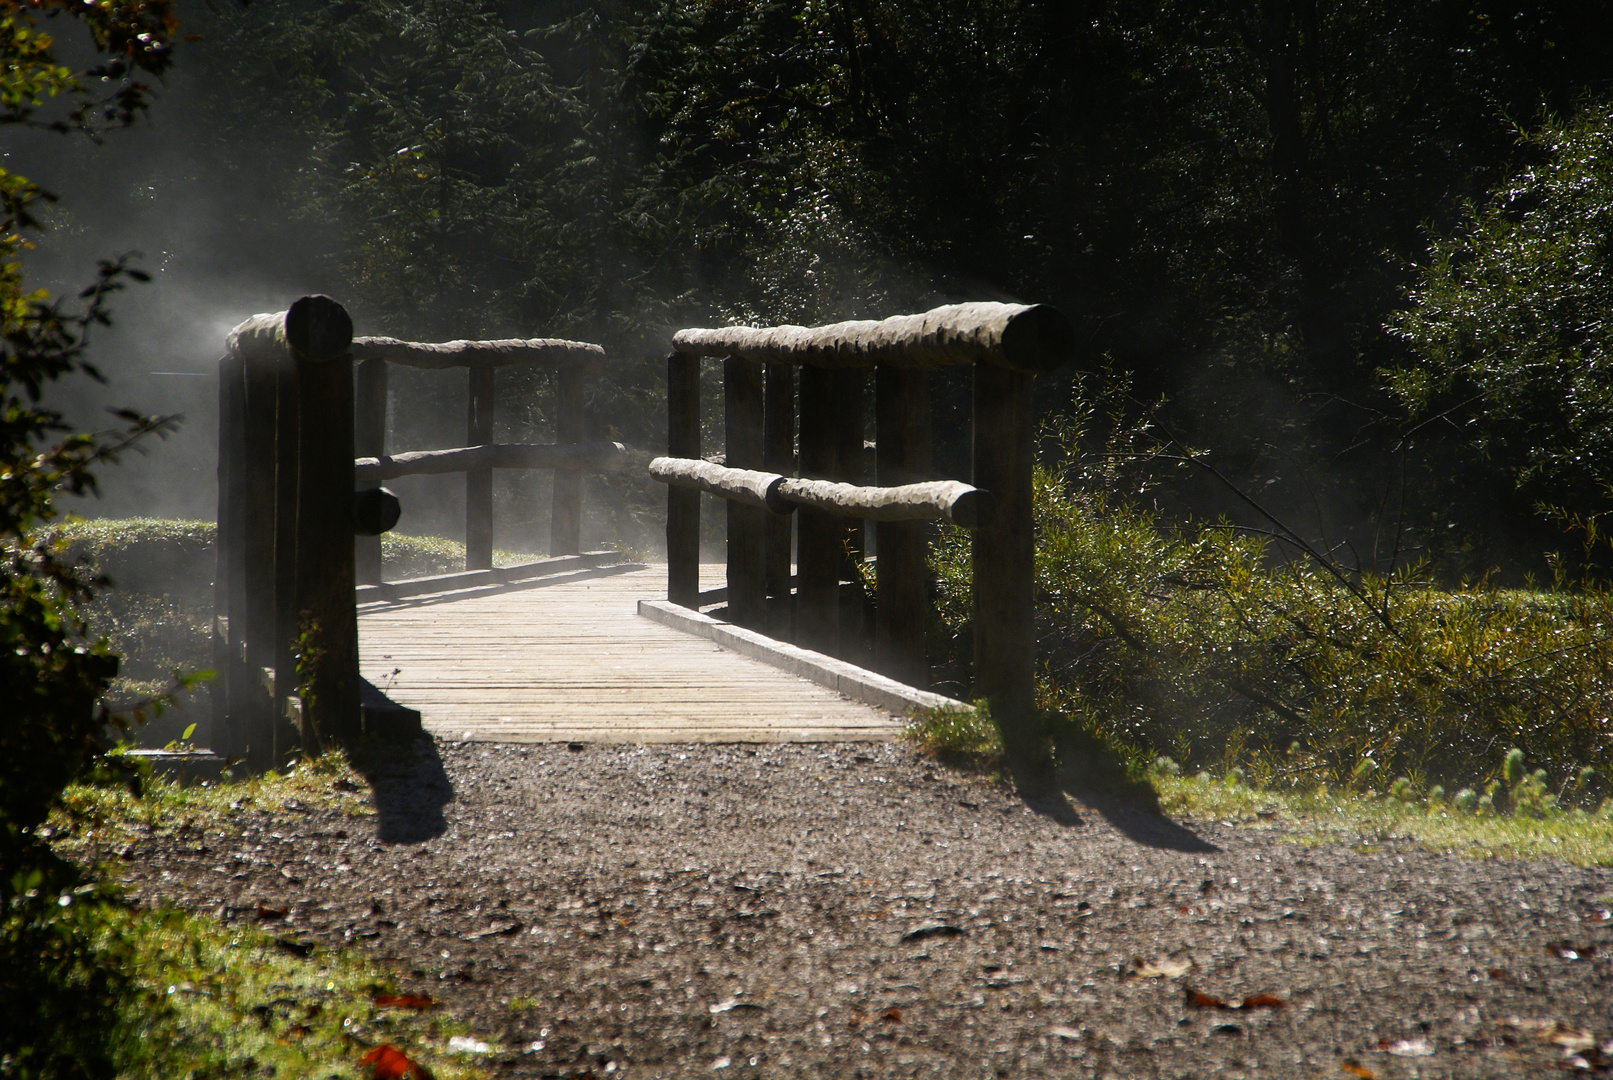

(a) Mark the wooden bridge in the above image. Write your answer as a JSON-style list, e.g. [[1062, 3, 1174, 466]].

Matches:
[[211, 297, 1075, 767]]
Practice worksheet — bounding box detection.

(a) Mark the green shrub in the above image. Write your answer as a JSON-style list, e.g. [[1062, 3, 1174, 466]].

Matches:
[[931, 382, 1613, 794]]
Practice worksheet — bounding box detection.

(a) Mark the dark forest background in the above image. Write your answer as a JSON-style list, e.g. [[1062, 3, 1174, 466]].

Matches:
[[25, 0, 1613, 578]]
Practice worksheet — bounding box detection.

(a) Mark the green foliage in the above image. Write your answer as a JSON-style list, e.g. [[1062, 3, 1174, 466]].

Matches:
[[2, 2, 189, 902], [1390, 103, 1613, 567], [932, 379, 1613, 794]]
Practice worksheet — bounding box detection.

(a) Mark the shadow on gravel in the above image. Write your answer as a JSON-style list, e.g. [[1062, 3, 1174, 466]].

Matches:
[[1008, 730, 1220, 853], [349, 736, 454, 844]]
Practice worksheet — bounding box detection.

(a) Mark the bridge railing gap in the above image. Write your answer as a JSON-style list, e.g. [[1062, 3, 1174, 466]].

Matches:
[[215, 296, 621, 767], [655, 302, 1078, 760]]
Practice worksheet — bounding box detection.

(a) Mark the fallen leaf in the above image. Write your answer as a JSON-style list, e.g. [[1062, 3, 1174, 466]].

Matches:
[[878, 1006, 902, 1024], [1551, 1028, 1597, 1053], [1133, 956, 1192, 979], [462, 921, 523, 941], [1547, 941, 1597, 960], [361, 1044, 429, 1080], [708, 998, 765, 1014], [1340, 1060, 1377, 1079], [710, 1056, 731, 1070], [1240, 993, 1286, 1010], [1049, 1024, 1083, 1040], [1185, 988, 1229, 1009], [1385, 1037, 1434, 1057], [254, 904, 289, 921], [371, 991, 435, 1010], [900, 924, 966, 942]]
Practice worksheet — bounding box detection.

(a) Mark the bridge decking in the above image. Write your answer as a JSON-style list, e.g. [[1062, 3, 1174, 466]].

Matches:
[[357, 563, 906, 743]]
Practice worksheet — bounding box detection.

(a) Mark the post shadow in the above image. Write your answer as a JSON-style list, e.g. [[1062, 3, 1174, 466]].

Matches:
[[348, 734, 454, 844], [1007, 729, 1220, 854]]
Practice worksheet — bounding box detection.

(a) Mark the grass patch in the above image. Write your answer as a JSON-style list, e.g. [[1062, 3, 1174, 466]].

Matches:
[[14, 750, 498, 1077], [1151, 761, 1613, 867]]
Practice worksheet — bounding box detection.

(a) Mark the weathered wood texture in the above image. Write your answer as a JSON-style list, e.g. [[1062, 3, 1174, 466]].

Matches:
[[833, 369, 870, 663], [355, 441, 627, 484], [289, 296, 360, 745], [465, 366, 495, 571], [350, 336, 603, 370], [551, 367, 586, 555], [795, 365, 839, 653], [353, 358, 387, 585], [774, 478, 986, 526], [875, 364, 932, 687], [725, 357, 766, 629], [672, 301, 1077, 373], [357, 564, 903, 743], [648, 457, 783, 509], [972, 364, 1036, 753], [763, 363, 794, 636], [665, 353, 701, 607]]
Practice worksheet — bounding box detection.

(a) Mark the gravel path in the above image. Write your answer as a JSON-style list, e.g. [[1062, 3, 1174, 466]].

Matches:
[[119, 738, 1613, 1078]]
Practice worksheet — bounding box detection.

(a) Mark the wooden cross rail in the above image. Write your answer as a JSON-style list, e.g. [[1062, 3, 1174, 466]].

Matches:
[[663, 301, 1077, 755], [215, 295, 611, 767], [352, 334, 605, 577], [649, 457, 993, 527]]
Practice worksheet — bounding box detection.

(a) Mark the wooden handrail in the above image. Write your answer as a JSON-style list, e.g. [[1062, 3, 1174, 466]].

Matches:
[[351, 336, 602, 370], [664, 299, 1062, 755], [649, 456, 992, 526], [356, 441, 627, 484], [672, 301, 1076, 374]]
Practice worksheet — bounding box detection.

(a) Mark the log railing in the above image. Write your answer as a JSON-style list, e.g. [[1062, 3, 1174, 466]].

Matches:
[[213, 294, 622, 766], [653, 302, 1076, 752], [350, 333, 622, 579]]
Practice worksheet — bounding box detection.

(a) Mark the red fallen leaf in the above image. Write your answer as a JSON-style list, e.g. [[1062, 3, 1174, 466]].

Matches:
[[1340, 1060, 1377, 1079], [254, 904, 289, 921], [371, 991, 436, 1010], [1487, 968, 1508, 980], [1239, 993, 1286, 1010], [878, 1006, 903, 1024], [1185, 988, 1230, 1009], [361, 1044, 430, 1080]]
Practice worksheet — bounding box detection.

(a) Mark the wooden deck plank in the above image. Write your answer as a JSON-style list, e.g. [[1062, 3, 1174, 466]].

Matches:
[[358, 563, 906, 743]]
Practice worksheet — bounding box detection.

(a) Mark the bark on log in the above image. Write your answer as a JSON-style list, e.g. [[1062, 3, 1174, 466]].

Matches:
[[465, 366, 495, 571], [774, 478, 990, 526], [350, 336, 603, 370], [672, 301, 1077, 374], [551, 367, 585, 556], [353, 487, 402, 536], [795, 366, 839, 653], [354, 358, 387, 585], [228, 295, 354, 363], [355, 441, 627, 485], [666, 353, 700, 608], [648, 456, 784, 511]]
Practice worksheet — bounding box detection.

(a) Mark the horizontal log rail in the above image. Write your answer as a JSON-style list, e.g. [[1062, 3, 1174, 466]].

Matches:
[[649, 456, 990, 527], [351, 336, 603, 370], [671, 301, 1076, 374], [357, 441, 627, 484]]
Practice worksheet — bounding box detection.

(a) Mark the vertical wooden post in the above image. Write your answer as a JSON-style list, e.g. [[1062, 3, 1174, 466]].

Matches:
[[666, 352, 700, 607], [214, 352, 247, 761], [972, 364, 1037, 760], [834, 368, 871, 662], [465, 365, 495, 571], [795, 365, 839, 653], [288, 295, 359, 746], [354, 357, 388, 585], [551, 365, 585, 556], [271, 345, 301, 762], [725, 356, 766, 628], [875, 364, 932, 687], [763, 362, 795, 636]]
